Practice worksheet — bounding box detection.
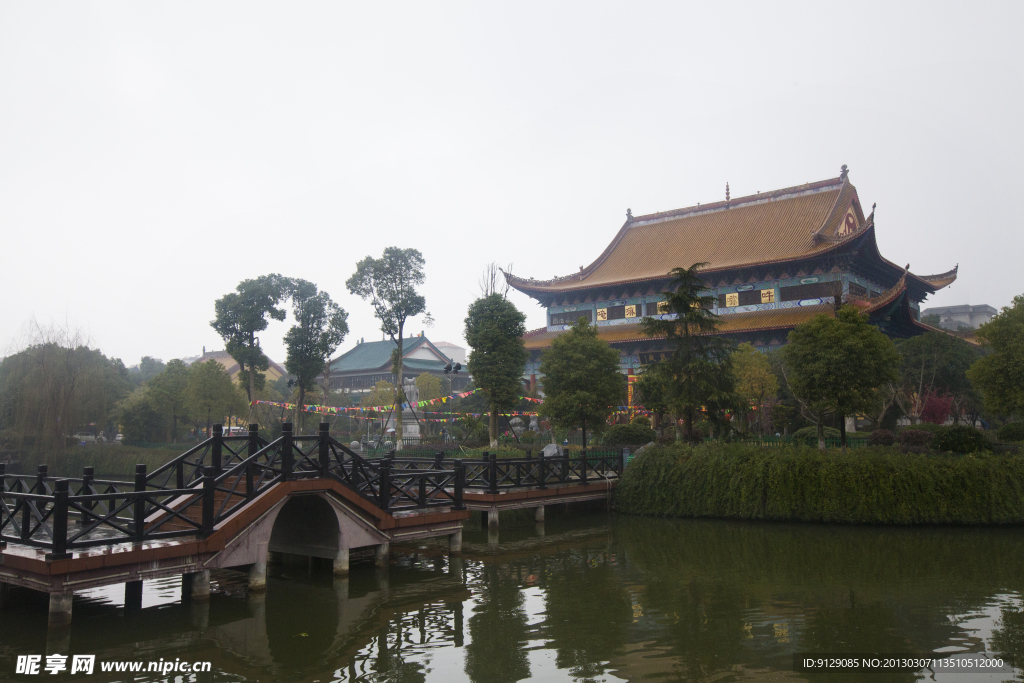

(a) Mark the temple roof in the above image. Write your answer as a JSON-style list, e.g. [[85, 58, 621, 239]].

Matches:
[[328, 336, 451, 374], [505, 171, 956, 297]]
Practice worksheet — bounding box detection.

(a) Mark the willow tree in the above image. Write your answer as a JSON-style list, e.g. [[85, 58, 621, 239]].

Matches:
[[464, 293, 529, 448], [640, 263, 736, 442], [347, 248, 428, 449], [211, 274, 289, 417]]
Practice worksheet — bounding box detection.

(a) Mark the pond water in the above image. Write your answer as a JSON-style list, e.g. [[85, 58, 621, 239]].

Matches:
[[1, 512, 1023, 682]]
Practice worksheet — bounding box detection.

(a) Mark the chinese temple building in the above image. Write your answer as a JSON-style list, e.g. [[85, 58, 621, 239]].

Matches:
[[323, 335, 470, 398], [504, 167, 958, 382]]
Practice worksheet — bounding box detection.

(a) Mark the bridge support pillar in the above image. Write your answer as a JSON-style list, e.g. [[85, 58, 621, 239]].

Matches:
[[375, 542, 390, 568], [268, 551, 283, 565], [0, 582, 10, 610], [125, 580, 143, 611], [487, 509, 499, 529], [48, 591, 73, 629], [333, 548, 350, 576], [248, 561, 267, 592], [183, 570, 211, 603], [448, 529, 462, 554], [534, 505, 545, 522]]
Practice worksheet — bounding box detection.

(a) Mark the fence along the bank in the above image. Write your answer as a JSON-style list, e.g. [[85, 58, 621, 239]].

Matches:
[[0, 424, 626, 555]]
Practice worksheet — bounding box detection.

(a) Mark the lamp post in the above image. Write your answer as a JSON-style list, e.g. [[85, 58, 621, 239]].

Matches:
[[443, 361, 461, 444]]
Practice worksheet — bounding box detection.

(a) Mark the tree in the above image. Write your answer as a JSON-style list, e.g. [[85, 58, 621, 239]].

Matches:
[[347, 247, 429, 450], [731, 343, 779, 437], [148, 359, 192, 442], [894, 331, 979, 424], [139, 356, 166, 383], [967, 294, 1024, 418], [211, 274, 289, 415], [186, 360, 244, 437], [283, 279, 349, 432], [539, 319, 621, 449], [415, 373, 443, 402], [464, 293, 530, 448], [639, 263, 736, 442], [784, 306, 900, 449]]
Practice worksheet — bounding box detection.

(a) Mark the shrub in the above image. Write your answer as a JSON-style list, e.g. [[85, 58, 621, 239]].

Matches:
[[614, 441, 1024, 524], [898, 429, 933, 454], [998, 423, 1024, 442], [932, 425, 989, 454], [792, 426, 840, 443], [603, 423, 657, 446], [630, 416, 652, 429], [904, 422, 945, 434], [868, 429, 896, 446]]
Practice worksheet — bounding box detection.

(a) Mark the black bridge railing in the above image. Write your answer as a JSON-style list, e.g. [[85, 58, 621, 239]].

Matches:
[[0, 423, 624, 556]]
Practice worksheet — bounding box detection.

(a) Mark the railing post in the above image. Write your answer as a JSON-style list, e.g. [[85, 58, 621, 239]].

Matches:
[[561, 451, 569, 482], [538, 454, 547, 489], [0, 463, 5, 549], [453, 459, 465, 510], [580, 448, 588, 485], [176, 460, 184, 490], [319, 423, 330, 478], [418, 472, 427, 508], [35, 464, 48, 494], [201, 466, 216, 536], [282, 423, 294, 481], [379, 462, 391, 513], [488, 453, 498, 494], [133, 464, 147, 541], [80, 467, 95, 520], [246, 423, 258, 498], [211, 425, 223, 475], [46, 480, 71, 560]]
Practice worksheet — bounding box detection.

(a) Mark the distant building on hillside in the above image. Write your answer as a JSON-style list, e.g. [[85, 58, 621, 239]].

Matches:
[[324, 335, 470, 398], [920, 304, 997, 331], [188, 349, 289, 383]]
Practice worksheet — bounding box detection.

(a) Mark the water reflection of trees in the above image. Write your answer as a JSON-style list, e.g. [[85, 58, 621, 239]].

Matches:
[[465, 563, 532, 683], [613, 518, 1024, 681]]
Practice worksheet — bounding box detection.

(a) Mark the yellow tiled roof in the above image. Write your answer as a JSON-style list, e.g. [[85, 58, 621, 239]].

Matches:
[[508, 177, 861, 293], [523, 305, 834, 350]]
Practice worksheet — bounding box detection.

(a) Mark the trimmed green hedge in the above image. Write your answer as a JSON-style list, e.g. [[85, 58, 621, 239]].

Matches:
[[614, 442, 1024, 525]]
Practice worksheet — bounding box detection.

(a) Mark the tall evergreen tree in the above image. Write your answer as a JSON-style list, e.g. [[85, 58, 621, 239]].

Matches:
[[640, 263, 736, 442], [539, 319, 622, 449], [464, 293, 529, 448], [283, 279, 349, 432]]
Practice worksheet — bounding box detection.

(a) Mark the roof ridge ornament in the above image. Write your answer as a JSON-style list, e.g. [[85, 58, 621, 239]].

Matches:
[[626, 208, 633, 221], [725, 182, 730, 207], [840, 164, 849, 181]]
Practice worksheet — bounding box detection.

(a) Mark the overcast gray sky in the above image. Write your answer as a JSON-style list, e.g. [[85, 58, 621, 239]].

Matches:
[[2, 1, 1021, 367]]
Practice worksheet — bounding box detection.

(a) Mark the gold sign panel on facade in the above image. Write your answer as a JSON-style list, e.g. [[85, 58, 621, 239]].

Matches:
[[596, 308, 607, 321], [725, 293, 739, 307], [761, 289, 775, 303], [657, 301, 669, 313], [625, 305, 638, 318]]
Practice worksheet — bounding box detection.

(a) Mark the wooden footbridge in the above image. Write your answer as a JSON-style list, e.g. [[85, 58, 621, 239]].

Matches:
[[0, 424, 622, 627]]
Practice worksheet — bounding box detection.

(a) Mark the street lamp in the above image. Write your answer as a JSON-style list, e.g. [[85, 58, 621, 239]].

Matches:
[[443, 362, 461, 443]]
